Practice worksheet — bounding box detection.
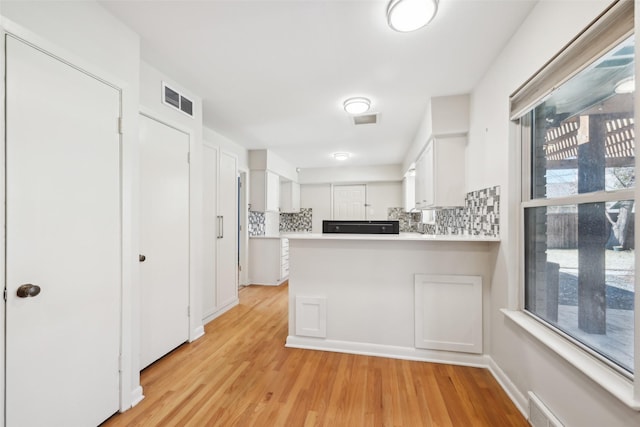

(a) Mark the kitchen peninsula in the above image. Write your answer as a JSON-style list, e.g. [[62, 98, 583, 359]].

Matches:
[[285, 232, 500, 366]]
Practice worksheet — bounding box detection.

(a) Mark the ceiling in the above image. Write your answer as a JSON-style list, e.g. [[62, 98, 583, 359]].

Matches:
[[100, 0, 537, 170]]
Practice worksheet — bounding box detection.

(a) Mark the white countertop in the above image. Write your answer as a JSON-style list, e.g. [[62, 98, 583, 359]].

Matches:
[[249, 235, 282, 239], [281, 232, 500, 242]]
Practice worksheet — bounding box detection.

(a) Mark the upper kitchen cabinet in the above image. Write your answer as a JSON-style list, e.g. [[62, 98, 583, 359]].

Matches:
[[413, 94, 469, 209], [250, 170, 280, 212], [249, 149, 299, 212], [415, 136, 466, 208], [280, 180, 300, 213]]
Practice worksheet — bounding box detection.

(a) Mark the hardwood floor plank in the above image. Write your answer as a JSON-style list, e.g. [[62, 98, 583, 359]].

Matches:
[[101, 284, 528, 427]]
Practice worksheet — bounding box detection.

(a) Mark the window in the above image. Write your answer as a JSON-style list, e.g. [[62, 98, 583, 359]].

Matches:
[[514, 2, 635, 377]]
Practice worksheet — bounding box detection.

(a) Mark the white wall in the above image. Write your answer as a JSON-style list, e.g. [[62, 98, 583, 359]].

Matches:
[[468, 0, 640, 425], [205, 125, 249, 172], [299, 164, 403, 184], [300, 184, 332, 233], [0, 0, 143, 414]]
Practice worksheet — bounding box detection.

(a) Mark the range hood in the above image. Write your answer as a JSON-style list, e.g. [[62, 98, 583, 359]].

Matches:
[[322, 220, 399, 234]]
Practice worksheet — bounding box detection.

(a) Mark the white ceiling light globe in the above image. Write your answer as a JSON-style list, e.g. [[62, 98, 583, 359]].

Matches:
[[343, 97, 371, 114], [387, 0, 438, 32]]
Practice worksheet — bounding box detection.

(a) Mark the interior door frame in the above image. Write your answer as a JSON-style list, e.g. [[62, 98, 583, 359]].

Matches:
[[138, 111, 192, 368], [0, 20, 142, 418], [139, 108, 203, 344]]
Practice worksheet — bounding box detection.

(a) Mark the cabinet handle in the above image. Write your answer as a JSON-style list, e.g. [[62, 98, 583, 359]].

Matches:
[[220, 216, 224, 239]]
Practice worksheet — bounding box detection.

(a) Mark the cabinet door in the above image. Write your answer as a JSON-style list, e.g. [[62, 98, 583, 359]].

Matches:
[[281, 181, 301, 213], [203, 145, 218, 319], [403, 175, 415, 212], [414, 153, 425, 209], [423, 141, 435, 207], [218, 151, 238, 308], [290, 182, 300, 212], [266, 171, 280, 211]]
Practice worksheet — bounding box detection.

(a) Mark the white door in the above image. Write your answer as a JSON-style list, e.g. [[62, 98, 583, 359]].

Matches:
[[333, 184, 366, 219], [139, 114, 190, 369], [5, 36, 121, 426], [203, 145, 218, 319], [218, 152, 238, 307]]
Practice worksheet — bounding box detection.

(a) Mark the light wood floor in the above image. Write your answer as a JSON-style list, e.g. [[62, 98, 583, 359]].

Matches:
[[102, 283, 528, 427]]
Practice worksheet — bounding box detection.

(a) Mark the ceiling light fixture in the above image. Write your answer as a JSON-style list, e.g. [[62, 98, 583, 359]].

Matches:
[[333, 152, 351, 161], [615, 76, 635, 94], [387, 0, 438, 32], [343, 97, 371, 115]]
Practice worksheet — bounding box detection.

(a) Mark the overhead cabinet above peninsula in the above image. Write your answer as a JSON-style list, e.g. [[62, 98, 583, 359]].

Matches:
[[249, 149, 299, 212], [415, 136, 466, 208], [250, 170, 280, 212], [413, 94, 469, 209]]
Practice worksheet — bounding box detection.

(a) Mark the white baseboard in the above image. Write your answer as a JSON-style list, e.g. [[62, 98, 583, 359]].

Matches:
[[486, 356, 529, 419], [129, 386, 145, 409], [190, 325, 205, 342], [203, 298, 239, 325], [248, 278, 288, 287], [285, 336, 488, 368]]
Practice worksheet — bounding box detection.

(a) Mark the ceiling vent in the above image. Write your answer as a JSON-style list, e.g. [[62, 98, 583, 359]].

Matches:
[[353, 113, 378, 125], [162, 82, 194, 118]]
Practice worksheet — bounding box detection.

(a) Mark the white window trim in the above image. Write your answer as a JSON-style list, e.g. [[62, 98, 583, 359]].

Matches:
[[502, 308, 639, 409], [502, 0, 640, 408]]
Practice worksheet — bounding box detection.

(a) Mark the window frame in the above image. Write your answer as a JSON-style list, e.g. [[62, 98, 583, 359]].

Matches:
[[503, 0, 640, 409]]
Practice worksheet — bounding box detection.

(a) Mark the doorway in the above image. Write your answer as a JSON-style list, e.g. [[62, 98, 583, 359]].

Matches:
[[333, 184, 367, 220], [139, 113, 190, 369]]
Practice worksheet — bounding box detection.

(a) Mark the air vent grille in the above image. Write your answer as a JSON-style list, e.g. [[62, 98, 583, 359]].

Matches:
[[162, 82, 194, 117], [528, 392, 563, 427], [353, 113, 378, 125]]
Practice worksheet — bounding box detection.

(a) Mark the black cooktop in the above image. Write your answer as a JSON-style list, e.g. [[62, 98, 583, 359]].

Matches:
[[322, 220, 400, 234]]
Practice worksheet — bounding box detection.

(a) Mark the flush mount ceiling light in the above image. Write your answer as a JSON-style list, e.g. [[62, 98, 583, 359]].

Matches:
[[333, 152, 351, 161], [615, 76, 635, 94], [387, 0, 438, 32], [343, 97, 371, 115]]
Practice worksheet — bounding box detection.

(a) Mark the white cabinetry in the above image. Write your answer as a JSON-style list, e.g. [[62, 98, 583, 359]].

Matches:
[[249, 237, 289, 286], [280, 238, 290, 278], [415, 136, 466, 208], [203, 145, 239, 324], [414, 274, 482, 354], [250, 170, 280, 212], [402, 174, 415, 212], [280, 181, 300, 213]]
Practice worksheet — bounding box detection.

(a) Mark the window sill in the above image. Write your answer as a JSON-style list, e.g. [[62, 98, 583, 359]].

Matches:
[[501, 309, 640, 410]]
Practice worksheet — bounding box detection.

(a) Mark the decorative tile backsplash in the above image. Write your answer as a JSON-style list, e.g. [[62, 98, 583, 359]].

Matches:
[[387, 208, 422, 232], [249, 208, 313, 236], [248, 211, 266, 236], [389, 186, 500, 237], [280, 208, 312, 233]]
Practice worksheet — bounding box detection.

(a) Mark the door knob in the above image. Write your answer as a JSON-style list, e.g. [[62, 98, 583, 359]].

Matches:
[[16, 284, 41, 298], [139, 254, 146, 262]]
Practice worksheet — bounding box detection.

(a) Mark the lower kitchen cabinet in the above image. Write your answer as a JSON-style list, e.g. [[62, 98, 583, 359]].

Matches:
[[249, 237, 289, 286]]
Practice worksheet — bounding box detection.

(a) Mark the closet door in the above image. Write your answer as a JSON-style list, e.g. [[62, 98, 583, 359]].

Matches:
[[203, 144, 218, 320], [5, 35, 121, 426], [139, 113, 190, 368], [217, 151, 238, 308]]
